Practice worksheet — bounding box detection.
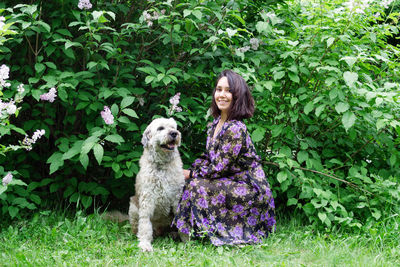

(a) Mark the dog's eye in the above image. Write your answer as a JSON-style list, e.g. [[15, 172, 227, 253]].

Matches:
[[157, 126, 164, 131]]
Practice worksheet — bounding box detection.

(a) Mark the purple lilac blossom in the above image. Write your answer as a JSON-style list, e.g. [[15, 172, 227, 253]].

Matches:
[[198, 186, 207, 196], [217, 194, 225, 204], [250, 207, 259, 215], [267, 216, 276, 227], [176, 219, 184, 228], [222, 143, 231, 153], [40, 87, 57, 102], [78, 0, 92, 10], [2, 172, 12, 186], [231, 226, 243, 238], [100, 106, 114, 125]]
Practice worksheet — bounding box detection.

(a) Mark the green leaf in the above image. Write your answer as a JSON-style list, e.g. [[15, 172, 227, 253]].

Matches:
[[35, 63, 45, 73], [8, 206, 19, 218], [302, 203, 315, 215], [122, 108, 138, 118], [47, 152, 64, 174], [304, 102, 314, 115], [343, 71, 358, 87], [340, 56, 357, 68], [288, 73, 300, 83], [273, 71, 285, 81], [93, 143, 104, 165], [318, 212, 327, 222], [79, 153, 89, 170], [342, 111, 356, 131], [105, 134, 125, 144], [277, 171, 287, 183], [335, 102, 349, 114], [252, 127, 266, 143], [287, 198, 298, 206], [121, 96, 135, 109], [326, 37, 335, 47], [297, 151, 308, 164], [81, 195, 92, 209]]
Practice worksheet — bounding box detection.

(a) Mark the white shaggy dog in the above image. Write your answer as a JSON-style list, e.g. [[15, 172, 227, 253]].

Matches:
[[129, 117, 185, 252]]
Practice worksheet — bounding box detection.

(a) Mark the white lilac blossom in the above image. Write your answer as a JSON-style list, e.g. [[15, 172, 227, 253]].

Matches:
[[0, 16, 5, 31], [142, 10, 160, 27], [169, 93, 182, 115], [250, 38, 260, 50], [2, 172, 12, 186], [382, 0, 394, 9], [22, 129, 45, 151], [78, 0, 92, 10], [40, 87, 57, 102], [0, 99, 17, 117], [0, 64, 11, 88], [101, 106, 114, 125], [343, 0, 372, 14], [237, 46, 250, 53], [17, 84, 24, 94]]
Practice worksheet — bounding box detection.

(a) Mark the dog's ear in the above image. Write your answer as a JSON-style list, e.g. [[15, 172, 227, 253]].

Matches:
[[141, 128, 151, 147]]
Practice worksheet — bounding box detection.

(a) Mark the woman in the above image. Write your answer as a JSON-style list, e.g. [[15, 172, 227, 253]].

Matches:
[[172, 70, 276, 246]]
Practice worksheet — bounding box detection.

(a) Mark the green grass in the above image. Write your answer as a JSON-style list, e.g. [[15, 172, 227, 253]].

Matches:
[[0, 210, 399, 266]]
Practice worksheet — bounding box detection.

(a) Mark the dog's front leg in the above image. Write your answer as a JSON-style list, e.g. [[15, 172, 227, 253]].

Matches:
[[137, 197, 155, 252]]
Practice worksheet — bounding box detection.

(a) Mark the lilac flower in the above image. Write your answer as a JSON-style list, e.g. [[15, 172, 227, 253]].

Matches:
[[202, 218, 209, 226], [232, 205, 244, 213], [197, 197, 208, 209], [0, 16, 5, 30], [78, 0, 92, 10], [2, 172, 12, 186], [17, 84, 25, 94], [383, 0, 394, 9], [40, 87, 57, 102], [100, 106, 114, 125], [237, 46, 250, 53], [169, 93, 182, 115], [22, 129, 45, 151], [0, 64, 11, 88], [0, 100, 17, 116], [250, 38, 260, 50], [221, 208, 228, 214], [248, 216, 257, 226], [234, 186, 248, 196]]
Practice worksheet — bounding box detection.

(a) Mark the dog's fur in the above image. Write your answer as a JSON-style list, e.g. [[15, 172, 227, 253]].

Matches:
[[128, 117, 185, 252]]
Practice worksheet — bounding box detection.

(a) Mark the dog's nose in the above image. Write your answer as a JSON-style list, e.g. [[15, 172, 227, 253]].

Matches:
[[170, 132, 178, 138]]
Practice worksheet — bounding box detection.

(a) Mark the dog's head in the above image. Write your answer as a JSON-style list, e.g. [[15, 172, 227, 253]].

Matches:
[[141, 117, 181, 152]]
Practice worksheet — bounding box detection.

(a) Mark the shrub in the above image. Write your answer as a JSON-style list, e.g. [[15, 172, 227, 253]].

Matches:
[[0, 0, 398, 229]]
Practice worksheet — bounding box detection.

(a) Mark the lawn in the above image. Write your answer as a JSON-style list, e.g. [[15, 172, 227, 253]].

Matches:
[[0, 210, 399, 266]]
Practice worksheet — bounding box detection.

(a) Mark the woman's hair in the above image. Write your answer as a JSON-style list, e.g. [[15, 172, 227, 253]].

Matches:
[[210, 69, 255, 120]]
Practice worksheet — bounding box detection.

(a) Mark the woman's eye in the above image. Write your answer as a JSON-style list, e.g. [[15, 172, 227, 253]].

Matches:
[[157, 127, 164, 131]]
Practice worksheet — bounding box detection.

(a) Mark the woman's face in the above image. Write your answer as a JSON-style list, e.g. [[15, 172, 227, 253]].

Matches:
[[214, 76, 232, 117]]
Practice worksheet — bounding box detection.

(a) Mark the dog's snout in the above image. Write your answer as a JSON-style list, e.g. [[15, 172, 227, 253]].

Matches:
[[170, 131, 178, 138]]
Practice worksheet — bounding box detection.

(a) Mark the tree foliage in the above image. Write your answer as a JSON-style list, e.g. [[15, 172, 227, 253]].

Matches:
[[0, 0, 399, 229]]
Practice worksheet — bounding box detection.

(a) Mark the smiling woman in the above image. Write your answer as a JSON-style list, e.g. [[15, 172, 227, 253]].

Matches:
[[172, 70, 275, 246]]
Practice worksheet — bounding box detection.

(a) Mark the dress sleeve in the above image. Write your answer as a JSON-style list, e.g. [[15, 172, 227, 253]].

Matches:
[[192, 121, 246, 179]]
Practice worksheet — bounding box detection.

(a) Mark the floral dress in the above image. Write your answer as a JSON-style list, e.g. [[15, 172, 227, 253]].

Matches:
[[172, 118, 276, 246]]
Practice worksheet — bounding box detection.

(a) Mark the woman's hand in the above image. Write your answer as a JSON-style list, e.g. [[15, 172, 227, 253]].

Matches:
[[183, 169, 191, 180]]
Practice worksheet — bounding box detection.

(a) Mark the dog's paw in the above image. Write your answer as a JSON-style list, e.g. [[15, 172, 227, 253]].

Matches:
[[138, 241, 153, 252]]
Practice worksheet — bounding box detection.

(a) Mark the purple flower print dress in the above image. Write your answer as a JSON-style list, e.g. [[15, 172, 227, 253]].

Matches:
[[172, 118, 276, 246]]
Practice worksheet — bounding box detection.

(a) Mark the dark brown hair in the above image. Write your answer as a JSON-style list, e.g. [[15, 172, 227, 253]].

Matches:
[[210, 69, 255, 120]]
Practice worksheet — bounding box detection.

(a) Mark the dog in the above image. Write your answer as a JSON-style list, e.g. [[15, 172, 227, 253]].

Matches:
[[128, 117, 185, 252]]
